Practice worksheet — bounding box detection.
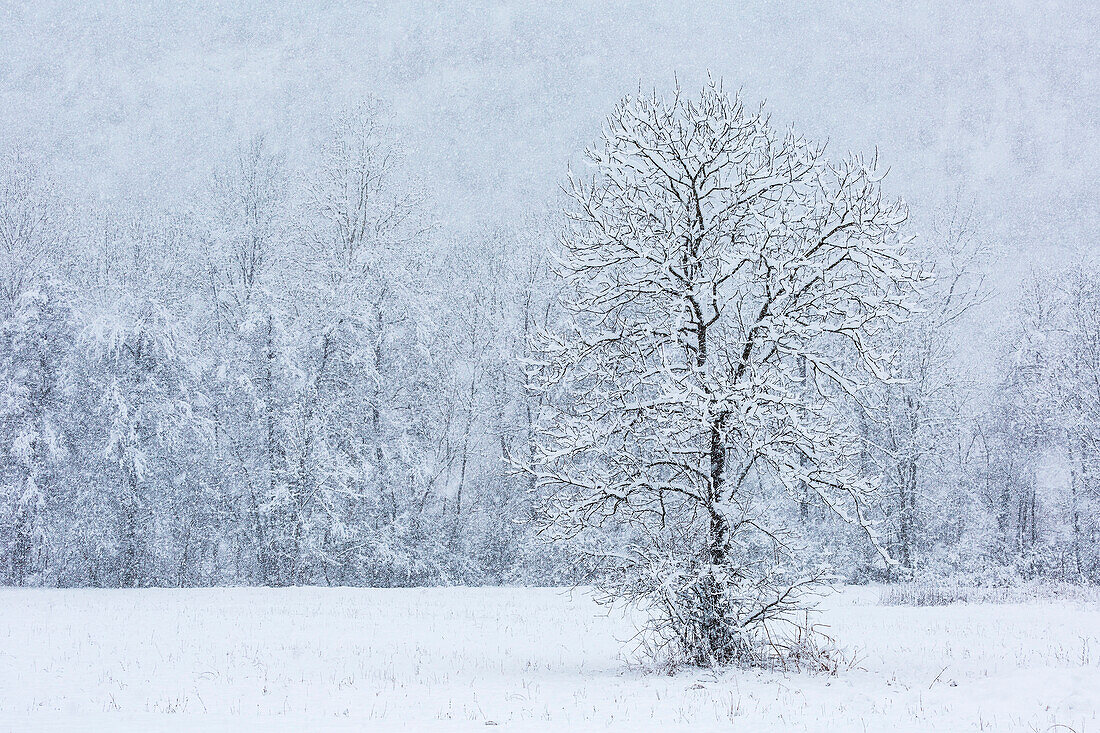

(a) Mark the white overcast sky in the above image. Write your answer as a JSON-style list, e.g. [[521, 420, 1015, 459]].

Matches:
[[2, 0, 1097, 288]]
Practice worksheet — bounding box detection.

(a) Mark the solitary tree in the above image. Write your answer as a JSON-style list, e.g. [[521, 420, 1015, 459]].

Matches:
[[531, 82, 926, 666]]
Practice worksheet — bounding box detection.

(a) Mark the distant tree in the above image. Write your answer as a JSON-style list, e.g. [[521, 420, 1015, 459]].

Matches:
[[197, 134, 294, 584], [1050, 264, 1100, 580], [0, 151, 62, 314], [868, 216, 988, 575], [979, 264, 1100, 582], [531, 83, 926, 666], [294, 101, 445, 585], [0, 283, 74, 584], [439, 226, 555, 581], [79, 297, 208, 586]]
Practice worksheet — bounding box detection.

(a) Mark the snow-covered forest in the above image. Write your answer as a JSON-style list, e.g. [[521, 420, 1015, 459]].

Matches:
[[2, 3, 1097, 595], [3, 90, 1097, 592]]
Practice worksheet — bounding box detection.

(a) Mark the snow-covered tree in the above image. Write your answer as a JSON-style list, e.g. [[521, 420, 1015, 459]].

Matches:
[[0, 151, 63, 314], [867, 216, 988, 575], [1050, 264, 1100, 580], [290, 101, 451, 585], [530, 83, 926, 666], [0, 283, 75, 584], [976, 264, 1100, 582], [194, 135, 295, 584], [78, 297, 209, 586]]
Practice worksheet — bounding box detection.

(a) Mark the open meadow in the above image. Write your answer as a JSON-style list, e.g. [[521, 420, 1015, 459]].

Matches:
[[0, 586, 1096, 732]]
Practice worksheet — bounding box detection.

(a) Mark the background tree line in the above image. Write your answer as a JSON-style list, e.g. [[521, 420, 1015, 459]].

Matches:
[[0, 99, 1097, 588]]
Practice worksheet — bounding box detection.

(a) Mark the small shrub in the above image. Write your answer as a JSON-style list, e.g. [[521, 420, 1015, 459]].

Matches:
[[879, 581, 1100, 606], [634, 606, 858, 676]]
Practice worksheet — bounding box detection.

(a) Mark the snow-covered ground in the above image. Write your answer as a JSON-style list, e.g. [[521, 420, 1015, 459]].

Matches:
[[0, 586, 1096, 732]]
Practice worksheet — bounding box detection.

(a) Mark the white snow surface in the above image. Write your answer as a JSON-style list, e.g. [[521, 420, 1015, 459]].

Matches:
[[0, 586, 1096, 732]]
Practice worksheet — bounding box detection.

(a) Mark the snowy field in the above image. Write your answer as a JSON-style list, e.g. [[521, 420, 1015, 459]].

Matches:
[[0, 587, 1097, 732]]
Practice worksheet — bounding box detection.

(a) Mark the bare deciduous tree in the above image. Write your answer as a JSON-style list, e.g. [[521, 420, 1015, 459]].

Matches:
[[530, 82, 926, 666]]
